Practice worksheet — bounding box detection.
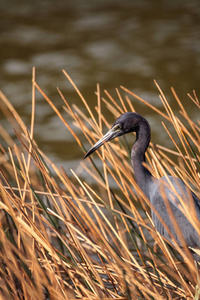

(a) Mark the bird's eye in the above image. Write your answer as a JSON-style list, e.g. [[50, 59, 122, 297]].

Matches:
[[113, 124, 122, 131]]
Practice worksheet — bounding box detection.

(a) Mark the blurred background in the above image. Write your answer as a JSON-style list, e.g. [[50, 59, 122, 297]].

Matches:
[[0, 0, 200, 173]]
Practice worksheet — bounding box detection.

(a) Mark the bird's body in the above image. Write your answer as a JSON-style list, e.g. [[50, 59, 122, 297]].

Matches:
[[84, 112, 200, 259], [150, 176, 200, 251]]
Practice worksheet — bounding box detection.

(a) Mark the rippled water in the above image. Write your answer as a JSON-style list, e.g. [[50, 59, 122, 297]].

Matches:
[[0, 0, 200, 172]]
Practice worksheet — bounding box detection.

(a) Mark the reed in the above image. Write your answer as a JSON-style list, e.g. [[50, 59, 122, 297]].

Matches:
[[0, 69, 199, 299]]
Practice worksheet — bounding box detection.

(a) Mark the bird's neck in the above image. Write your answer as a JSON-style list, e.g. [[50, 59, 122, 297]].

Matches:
[[131, 121, 152, 197]]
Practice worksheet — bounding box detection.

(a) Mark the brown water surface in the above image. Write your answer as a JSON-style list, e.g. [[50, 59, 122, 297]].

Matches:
[[0, 0, 200, 173]]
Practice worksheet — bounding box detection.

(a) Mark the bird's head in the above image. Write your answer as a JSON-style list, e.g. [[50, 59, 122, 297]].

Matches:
[[84, 112, 142, 159]]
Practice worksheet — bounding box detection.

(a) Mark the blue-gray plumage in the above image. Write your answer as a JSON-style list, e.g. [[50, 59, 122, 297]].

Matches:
[[84, 112, 200, 259]]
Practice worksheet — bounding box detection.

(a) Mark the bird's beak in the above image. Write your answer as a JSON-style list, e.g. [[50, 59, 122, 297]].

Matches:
[[84, 124, 122, 159]]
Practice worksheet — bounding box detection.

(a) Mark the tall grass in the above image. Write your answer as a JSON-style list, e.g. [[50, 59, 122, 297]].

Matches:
[[0, 68, 199, 299]]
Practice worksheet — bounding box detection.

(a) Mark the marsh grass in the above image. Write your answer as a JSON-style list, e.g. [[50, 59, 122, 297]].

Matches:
[[0, 68, 199, 299]]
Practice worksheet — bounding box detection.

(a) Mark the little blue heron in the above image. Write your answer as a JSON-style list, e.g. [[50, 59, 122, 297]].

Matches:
[[84, 112, 200, 259]]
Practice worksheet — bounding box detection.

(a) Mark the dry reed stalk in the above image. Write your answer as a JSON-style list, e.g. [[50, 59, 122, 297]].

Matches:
[[0, 69, 199, 299]]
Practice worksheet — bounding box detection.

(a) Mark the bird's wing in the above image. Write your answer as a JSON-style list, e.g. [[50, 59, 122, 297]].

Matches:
[[150, 176, 200, 249]]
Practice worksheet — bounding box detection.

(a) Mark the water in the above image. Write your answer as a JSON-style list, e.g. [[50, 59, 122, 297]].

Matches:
[[0, 0, 200, 173]]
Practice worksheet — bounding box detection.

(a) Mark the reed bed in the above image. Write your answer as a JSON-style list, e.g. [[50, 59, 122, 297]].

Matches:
[[0, 69, 199, 299]]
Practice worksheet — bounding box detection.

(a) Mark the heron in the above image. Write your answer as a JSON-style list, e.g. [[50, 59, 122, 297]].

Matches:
[[84, 112, 200, 260]]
